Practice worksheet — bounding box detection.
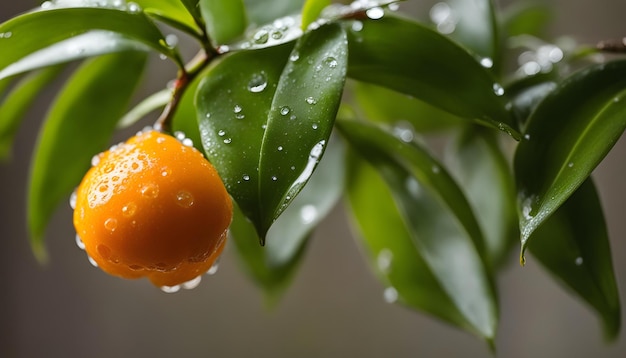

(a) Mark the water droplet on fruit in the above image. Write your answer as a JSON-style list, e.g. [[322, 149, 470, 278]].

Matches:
[[69, 190, 77, 209], [104, 218, 118, 232], [207, 259, 220, 275], [122, 202, 137, 217], [161, 285, 181, 293], [176, 191, 194, 208], [141, 183, 159, 198], [75, 234, 85, 250], [87, 254, 99, 267], [181, 275, 202, 290]]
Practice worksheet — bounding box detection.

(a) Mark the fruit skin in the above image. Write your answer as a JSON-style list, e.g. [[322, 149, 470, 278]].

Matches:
[[73, 130, 232, 287]]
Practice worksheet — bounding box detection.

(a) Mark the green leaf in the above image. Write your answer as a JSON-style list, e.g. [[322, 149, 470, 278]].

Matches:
[[133, 0, 202, 37], [0, 65, 64, 160], [445, 0, 499, 71], [243, 0, 305, 26], [28, 52, 147, 262], [514, 60, 626, 260], [301, 0, 329, 30], [445, 129, 518, 267], [338, 119, 497, 342], [502, 2, 552, 39], [199, 0, 247, 45], [117, 88, 172, 129], [0, 5, 178, 79], [179, 0, 203, 23], [231, 136, 345, 300], [353, 81, 464, 132], [528, 179, 621, 339], [0, 30, 151, 81], [196, 24, 347, 239], [346, 15, 517, 138]]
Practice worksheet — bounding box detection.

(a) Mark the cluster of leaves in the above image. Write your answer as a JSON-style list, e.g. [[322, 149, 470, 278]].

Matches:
[[0, 0, 623, 349]]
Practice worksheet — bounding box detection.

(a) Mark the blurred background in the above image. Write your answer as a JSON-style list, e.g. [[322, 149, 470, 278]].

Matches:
[[1, 1, 626, 357]]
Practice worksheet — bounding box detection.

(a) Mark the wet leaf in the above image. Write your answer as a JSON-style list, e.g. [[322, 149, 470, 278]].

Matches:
[[338, 119, 497, 342], [445, 0, 499, 72], [196, 24, 347, 239], [135, 0, 202, 36], [231, 136, 345, 300], [353, 81, 464, 132], [0, 65, 64, 160], [28, 52, 147, 262], [199, 0, 247, 45], [514, 60, 626, 259], [528, 179, 621, 339], [346, 15, 517, 138], [502, 2, 552, 39], [244, 0, 305, 26], [445, 129, 518, 267], [301, 0, 330, 30], [0, 6, 178, 79]]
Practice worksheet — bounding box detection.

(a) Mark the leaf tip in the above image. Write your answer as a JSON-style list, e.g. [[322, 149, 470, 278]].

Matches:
[[30, 239, 49, 265]]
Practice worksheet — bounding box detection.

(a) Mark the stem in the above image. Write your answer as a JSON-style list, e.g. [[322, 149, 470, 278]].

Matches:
[[597, 38, 626, 53], [153, 50, 213, 133]]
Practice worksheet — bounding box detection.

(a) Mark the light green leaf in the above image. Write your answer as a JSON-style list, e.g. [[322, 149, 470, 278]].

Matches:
[[28, 52, 147, 262], [199, 0, 247, 45], [528, 179, 621, 339], [0, 5, 178, 79], [244, 0, 305, 26], [346, 15, 517, 138], [133, 0, 202, 37], [0, 65, 64, 160], [338, 118, 497, 342], [117, 88, 172, 129], [514, 60, 626, 260], [301, 0, 329, 30]]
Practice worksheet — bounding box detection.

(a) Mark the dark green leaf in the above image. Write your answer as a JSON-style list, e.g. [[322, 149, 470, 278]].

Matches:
[[0, 6, 178, 79], [231, 136, 345, 300], [199, 0, 247, 45], [28, 52, 147, 262], [338, 118, 497, 342], [353, 81, 464, 132], [301, 0, 329, 30], [244, 0, 305, 26], [514, 60, 626, 260], [0, 65, 64, 160], [528, 179, 621, 339], [445, 0, 499, 71], [346, 15, 517, 138], [196, 24, 347, 239], [445, 129, 518, 267]]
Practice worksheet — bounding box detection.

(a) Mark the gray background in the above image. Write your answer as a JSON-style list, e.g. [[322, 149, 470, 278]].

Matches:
[[2, 1, 626, 357]]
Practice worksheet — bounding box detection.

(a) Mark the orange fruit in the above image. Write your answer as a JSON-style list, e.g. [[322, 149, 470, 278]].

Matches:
[[73, 129, 232, 288]]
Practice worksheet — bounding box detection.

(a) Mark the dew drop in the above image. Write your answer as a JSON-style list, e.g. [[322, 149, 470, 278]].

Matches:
[[248, 73, 268, 93], [206, 259, 220, 275], [253, 29, 269, 44], [480, 57, 493, 68], [41, 1, 52, 9], [161, 168, 171, 177], [127, 2, 141, 13], [432, 165, 440, 174], [351, 20, 363, 32], [181, 275, 202, 290], [366, 7, 384, 20], [305, 96, 317, 105], [104, 218, 118, 232], [289, 53, 300, 62], [223, 138, 232, 144], [524, 134, 531, 141], [233, 105, 243, 113], [300, 204, 317, 224], [218, 129, 226, 137], [121, 202, 137, 217], [69, 190, 77, 209], [280, 106, 291, 115], [165, 34, 178, 48], [161, 285, 181, 293], [87, 254, 99, 267], [242, 174, 250, 181], [568, 162, 574, 168], [277, 146, 284, 151], [312, 123, 318, 130], [141, 183, 159, 198], [493, 83, 505, 96], [377, 249, 393, 273], [182, 138, 194, 147], [383, 287, 398, 303], [75, 234, 85, 250], [271, 175, 278, 181], [324, 57, 338, 68], [91, 154, 101, 167], [176, 191, 194, 208], [575, 257, 583, 266]]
